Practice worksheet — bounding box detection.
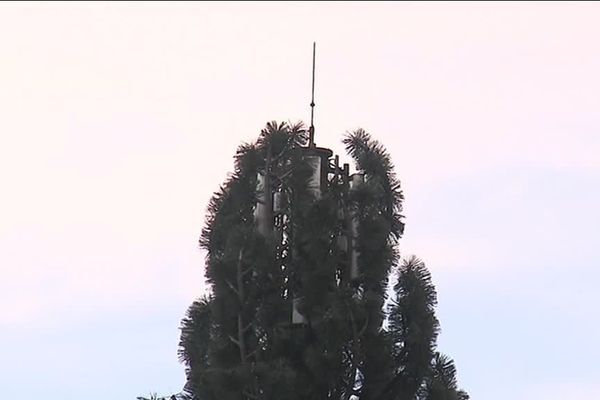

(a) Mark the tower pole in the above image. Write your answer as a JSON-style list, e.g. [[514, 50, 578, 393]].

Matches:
[[309, 42, 316, 147]]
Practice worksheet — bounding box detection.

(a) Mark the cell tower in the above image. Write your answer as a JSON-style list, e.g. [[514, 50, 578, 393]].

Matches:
[[253, 43, 363, 325]]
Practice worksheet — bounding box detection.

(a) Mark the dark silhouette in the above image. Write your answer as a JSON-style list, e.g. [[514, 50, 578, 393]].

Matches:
[[177, 121, 468, 400]]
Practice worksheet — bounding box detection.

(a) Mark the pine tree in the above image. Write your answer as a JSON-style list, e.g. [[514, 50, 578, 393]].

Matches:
[[178, 121, 468, 400]]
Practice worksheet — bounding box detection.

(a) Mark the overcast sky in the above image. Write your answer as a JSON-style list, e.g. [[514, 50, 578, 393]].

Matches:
[[1, 2, 599, 399]]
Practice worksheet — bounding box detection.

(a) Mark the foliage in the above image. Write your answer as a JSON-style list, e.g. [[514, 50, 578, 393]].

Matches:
[[177, 121, 468, 400]]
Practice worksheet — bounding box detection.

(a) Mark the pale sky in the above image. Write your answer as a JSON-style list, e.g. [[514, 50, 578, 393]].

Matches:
[[1, 2, 599, 399]]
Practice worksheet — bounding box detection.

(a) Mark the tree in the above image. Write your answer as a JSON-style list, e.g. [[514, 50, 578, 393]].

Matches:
[[178, 121, 468, 400]]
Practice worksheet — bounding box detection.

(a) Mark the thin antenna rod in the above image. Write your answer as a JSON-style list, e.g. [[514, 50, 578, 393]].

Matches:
[[309, 42, 316, 147]]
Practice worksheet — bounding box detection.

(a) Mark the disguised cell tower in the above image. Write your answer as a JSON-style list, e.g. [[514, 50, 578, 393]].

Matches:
[[178, 42, 469, 400], [253, 43, 363, 325]]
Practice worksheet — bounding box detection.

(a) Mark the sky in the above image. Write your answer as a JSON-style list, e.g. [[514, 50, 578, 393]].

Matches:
[[1, 2, 599, 399]]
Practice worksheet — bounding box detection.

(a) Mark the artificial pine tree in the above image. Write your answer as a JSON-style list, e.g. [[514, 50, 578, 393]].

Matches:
[[178, 121, 468, 400]]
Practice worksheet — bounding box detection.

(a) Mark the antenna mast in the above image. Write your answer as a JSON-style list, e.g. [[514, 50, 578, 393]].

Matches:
[[309, 42, 316, 147]]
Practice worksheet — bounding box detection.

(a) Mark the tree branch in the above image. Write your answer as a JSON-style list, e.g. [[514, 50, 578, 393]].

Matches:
[[243, 323, 254, 333], [228, 335, 240, 346], [246, 348, 259, 360], [242, 267, 254, 278], [225, 279, 239, 296]]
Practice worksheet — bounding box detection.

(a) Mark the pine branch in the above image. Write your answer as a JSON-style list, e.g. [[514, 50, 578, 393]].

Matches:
[[225, 279, 240, 296], [229, 335, 240, 346], [242, 267, 254, 278], [246, 348, 259, 360]]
